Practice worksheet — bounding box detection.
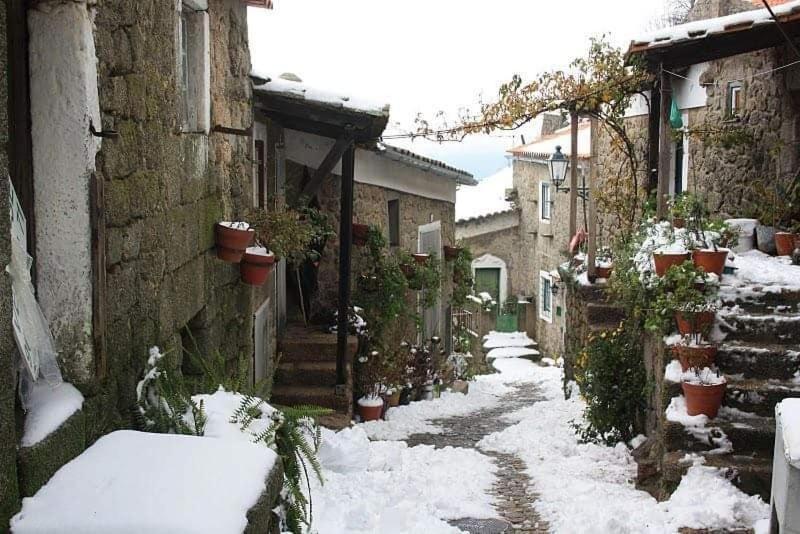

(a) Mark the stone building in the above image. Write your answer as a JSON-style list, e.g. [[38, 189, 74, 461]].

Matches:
[[0, 0, 281, 525], [455, 165, 520, 306], [252, 74, 474, 411]]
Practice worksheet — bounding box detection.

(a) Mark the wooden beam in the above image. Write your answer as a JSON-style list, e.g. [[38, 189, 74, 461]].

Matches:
[[647, 81, 662, 195], [588, 118, 598, 283], [569, 110, 579, 240], [301, 132, 354, 199], [656, 65, 672, 220], [336, 146, 356, 386]]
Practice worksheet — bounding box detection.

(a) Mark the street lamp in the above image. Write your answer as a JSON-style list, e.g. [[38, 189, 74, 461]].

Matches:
[[548, 145, 570, 193]]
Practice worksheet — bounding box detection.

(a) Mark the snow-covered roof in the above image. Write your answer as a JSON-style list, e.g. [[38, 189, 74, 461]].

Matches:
[[376, 143, 476, 185], [629, 0, 800, 56], [508, 120, 591, 161], [456, 166, 514, 222], [251, 72, 390, 118]]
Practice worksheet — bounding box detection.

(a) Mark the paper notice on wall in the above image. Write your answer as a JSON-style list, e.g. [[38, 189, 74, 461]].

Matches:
[[7, 176, 44, 380]]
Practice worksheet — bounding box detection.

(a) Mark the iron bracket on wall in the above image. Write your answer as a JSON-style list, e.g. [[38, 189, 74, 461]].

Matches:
[[212, 124, 253, 137]]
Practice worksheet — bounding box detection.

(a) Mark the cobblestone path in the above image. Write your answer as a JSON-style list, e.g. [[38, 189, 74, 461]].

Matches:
[[405, 383, 550, 534]]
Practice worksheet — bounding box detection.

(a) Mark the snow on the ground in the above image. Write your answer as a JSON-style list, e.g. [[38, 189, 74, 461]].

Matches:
[[486, 346, 540, 360], [21, 380, 84, 447], [10, 430, 277, 534], [665, 396, 732, 454], [311, 426, 496, 534], [483, 331, 537, 349], [361, 358, 538, 441], [479, 364, 770, 534]]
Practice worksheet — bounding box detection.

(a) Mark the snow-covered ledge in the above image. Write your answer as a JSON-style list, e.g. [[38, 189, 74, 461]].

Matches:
[[771, 399, 800, 533], [29, 0, 101, 383]]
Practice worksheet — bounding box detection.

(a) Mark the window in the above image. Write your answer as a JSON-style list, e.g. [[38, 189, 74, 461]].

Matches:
[[540, 181, 552, 222], [388, 199, 400, 247], [177, 0, 210, 133], [255, 139, 266, 208], [539, 271, 553, 323], [726, 81, 742, 119]]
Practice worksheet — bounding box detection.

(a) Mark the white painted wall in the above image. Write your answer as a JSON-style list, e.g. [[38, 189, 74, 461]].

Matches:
[[284, 128, 457, 203], [29, 1, 101, 383]]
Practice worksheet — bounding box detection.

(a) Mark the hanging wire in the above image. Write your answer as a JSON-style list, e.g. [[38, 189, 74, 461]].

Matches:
[[663, 58, 800, 86]]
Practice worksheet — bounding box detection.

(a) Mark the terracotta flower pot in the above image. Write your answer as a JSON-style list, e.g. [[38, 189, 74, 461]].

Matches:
[[352, 223, 369, 247], [653, 252, 690, 276], [692, 249, 729, 277], [673, 217, 685, 229], [215, 223, 255, 263], [357, 400, 384, 422], [412, 253, 430, 265], [675, 310, 715, 336], [596, 265, 613, 279], [775, 232, 799, 256], [400, 263, 415, 279], [240, 248, 276, 286], [443, 246, 461, 261], [682, 380, 726, 418], [673, 345, 717, 372]]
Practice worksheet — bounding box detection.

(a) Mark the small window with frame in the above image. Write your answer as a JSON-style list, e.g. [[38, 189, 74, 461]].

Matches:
[[177, 0, 210, 133], [540, 181, 552, 222], [539, 271, 553, 323], [726, 81, 743, 119], [388, 199, 400, 247]]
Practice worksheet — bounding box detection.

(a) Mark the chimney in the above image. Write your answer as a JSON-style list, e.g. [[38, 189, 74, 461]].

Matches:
[[540, 113, 565, 137]]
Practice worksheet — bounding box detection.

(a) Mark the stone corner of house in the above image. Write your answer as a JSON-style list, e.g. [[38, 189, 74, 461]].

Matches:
[[243, 458, 284, 534]]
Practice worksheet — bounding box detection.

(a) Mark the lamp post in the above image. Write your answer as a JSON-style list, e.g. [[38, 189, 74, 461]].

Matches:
[[548, 145, 570, 193]]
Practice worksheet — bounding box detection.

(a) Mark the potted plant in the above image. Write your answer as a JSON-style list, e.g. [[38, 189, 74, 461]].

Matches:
[[672, 334, 718, 372], [215, 221, 255, 262], [653, 247, 690, 277], [681, 194, 729, 277], [352, 223, 370, 247], [750, 176, 800, 255], [675, 307, 715, 336], [669, 193, 692, 229], [357, 393, 384, 422], [443, 245, 462, 261], [681, 366, 727, 418], [412, 253, 430, 265], [596, 246, 614, 279], [240, 246, 276, 286]]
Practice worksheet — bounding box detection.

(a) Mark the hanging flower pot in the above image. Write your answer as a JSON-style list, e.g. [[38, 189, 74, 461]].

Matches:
[[673, 344, 717, 372], [357, 396, 384, 422], [443, 246, 461, 261], [692, 249, 729, 277], [675, 310, 715, 336], [672, 217, 686, 229], [357, 274, 380, 293], [215, 222, 255, 263], [240, 247, 276, 286], [682, 376, 726, 418], [352, 223, 369, 247], [653, 252, 690, 276], [412, 253, 430, 265], [775, 232, 799, 256]]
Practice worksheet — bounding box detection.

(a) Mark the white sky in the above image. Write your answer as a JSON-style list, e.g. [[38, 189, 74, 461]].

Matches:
[[248, 0, 665, 179]]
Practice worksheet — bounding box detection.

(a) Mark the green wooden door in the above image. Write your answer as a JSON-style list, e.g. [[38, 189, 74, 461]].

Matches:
[[474, 268, 501, 302]]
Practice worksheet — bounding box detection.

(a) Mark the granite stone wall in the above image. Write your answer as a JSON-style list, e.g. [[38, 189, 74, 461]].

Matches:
[[458, 223, 522, 298], [91, 0, 263, 439], [0, 1, 21, 524]]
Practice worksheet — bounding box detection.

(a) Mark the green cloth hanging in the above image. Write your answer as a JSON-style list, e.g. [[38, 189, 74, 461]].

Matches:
[[669, 98, 684, 129]]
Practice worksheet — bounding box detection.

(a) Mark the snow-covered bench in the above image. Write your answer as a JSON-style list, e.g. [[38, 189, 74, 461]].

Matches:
[[770, 399, 800, 534]]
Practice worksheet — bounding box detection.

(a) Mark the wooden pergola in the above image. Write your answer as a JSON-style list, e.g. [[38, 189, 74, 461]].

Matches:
[[252, 75, 389, 388], [626, 2, 800, 220]]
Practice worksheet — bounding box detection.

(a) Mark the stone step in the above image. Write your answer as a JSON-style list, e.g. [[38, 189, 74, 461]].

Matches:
[[664, 376, 800, 417], [717, 310, 800, 344], [585, 303, 625, 328], [273, 361, 344, 387], [664, 413, 775, 456], [720, 288, 800, 314], [660, 451, 772, 501], [270, 385, 350, 413], [716, 341, 800, 380], [278, 325, 358, 363]]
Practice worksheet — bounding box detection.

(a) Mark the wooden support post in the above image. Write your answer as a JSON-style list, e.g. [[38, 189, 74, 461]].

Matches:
[[588, 118, 598, 282], [336, 146, 356, 386], [657, 65, 672, 220], [301, 132, 354, 199], [569, 110, 579, 240]]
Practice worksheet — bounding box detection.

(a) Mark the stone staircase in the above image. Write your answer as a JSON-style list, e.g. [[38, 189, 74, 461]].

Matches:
[[270, 324, 357, 418], [655, 286, 800, 501]]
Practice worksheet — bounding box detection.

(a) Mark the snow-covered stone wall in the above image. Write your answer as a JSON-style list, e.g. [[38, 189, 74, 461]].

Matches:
[[29, 1, 101, 386]]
